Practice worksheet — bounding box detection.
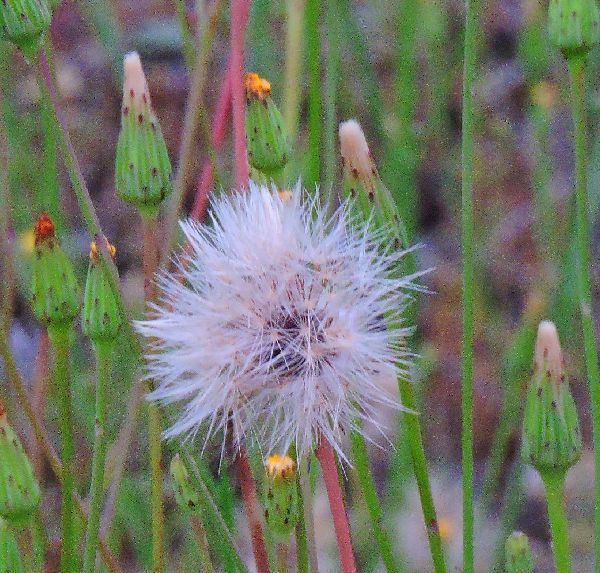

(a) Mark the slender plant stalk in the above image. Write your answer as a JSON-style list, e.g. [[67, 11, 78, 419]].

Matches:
[[350, 431, 400, 573], [0, 331, 123, 573], [231, 0, 251, 187], [295, 479, 309, 573], [398, 378, 447, 573], [283, 0, 305, 143], [163, 0, 225, 260], [276, 543, 289, 573], [568, 54, 600, 571], [100, 377, 145, 538], [141, 214, 165, 573], [541, 472, 571, 573], [190, 514, 216, 573], [299, 455, 319, 573], [237, 448, 270, 573], [305, 0, 321, 187], [175, 0, 197, 70], [82, 341, 113, 573], [48, 325, 77, 573], [461, 0, 478, 568], [180, 450, 250, 573], [323, 0, 340, 199], [316, 436, 357, 573]]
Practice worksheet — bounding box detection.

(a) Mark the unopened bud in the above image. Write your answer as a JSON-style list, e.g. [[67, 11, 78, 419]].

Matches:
[[0, 518, 24, 573], [548, 0, 600, 58], [263, 455, 299, 542], [82, 239, 122, 341], [339, 119, 408, 249], [30, 214, 80, 328], [170, 454, 200, 513], [522, 321, 582, 475], [245, 72, 290, 177], [0, 403, 40, 526], [115, 52, 172, 218], [0, 0, 51, 58], [505, 531, 534, 573]]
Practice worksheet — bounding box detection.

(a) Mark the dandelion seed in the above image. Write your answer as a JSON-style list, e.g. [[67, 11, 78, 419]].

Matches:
[[136, 182, 420, 459]]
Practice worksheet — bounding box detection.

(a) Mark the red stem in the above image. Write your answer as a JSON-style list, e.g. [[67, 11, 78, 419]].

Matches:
[[230, 0, 250, 187], [316, 437, 358, 573], [191, 71, 232, 220], [237, 447, 270, 573]]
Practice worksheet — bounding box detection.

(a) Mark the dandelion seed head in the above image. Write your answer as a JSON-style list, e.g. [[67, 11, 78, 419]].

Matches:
[[136, 182, 418, 459]]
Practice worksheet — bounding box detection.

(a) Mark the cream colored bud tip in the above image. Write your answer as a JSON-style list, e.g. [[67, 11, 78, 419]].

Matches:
[[535, 320, 562, 377], [123, 51, 149, 103], [339, 119, 373, 175]]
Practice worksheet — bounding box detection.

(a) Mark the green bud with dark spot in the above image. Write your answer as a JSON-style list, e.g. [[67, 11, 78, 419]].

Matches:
[[0, 403, 40, 527], [263, 455, 299, 543], [0, 0, 51, 58], [522, 321, 581, 476], [505, 531, 534, 573], [548, 0, 600, 59], [115, 52, 172, 218], [339, 119, 410, 251], [30, 214, 80, 328], [0, 518, 24, 573], [82, 239, 122, 341], [244, 72, 290, 179], [170, 454, 200, 513]]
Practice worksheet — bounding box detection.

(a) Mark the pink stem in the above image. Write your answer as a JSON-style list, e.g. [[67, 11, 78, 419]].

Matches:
[[230, 0, 251, 187], [237, 447, 270, 573], [316, 437, 358, 573], [190, 72, 232, 220]]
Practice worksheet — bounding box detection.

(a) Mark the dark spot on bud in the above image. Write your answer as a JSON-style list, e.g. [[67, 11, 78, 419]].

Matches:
[[129, 163, 134, 170], [123, 106, 129, 116], [350, 188, 357, 198], [394, 238, 401, 249], [544, 441, 549, 448], [267, 488, 273, 499], [142, 93, 147, 104], [368, 191, 375, 201], [551, 400, 557, 409], [284, 517, 289, 525], [151, 167, 158, 177], [351, 167, 359, 178], [264, 509, 269, 520], [187, 499, 196, 508], [129, 89, 135, 98], [537, 387, 543, 397], [138, 114, 144, 124], [253, 126, 257, 134]]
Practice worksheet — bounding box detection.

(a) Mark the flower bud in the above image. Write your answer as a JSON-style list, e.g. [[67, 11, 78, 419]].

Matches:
[[522, 321, 582, 475], [82, 239, 122, 342], [0, 403, 41, 527], [505, 531, 534, 573], [115, 52, 172, 218], [30, 214, 80, 328], [0, 0, 51, 58], [170, 454, 200, 513], [244, 72, 290, 177], [263, 455, 299, 543], [338, 119, 408, 249], [548, 0, 600, 58], [0, 518, 24, 573]]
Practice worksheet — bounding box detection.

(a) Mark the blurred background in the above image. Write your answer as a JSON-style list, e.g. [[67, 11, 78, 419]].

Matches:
[[2, 0, 600, 571]]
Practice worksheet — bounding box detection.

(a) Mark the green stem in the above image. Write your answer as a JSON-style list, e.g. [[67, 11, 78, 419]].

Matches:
[[175, 0, 197, 70], [142, 214, 165, 573], [48, 325, 77, 573], [283, 0, 305, 144], [568, 54, 600, 573], [299, 455, 319, 573], [82, 341, 113, 573], [398, 379, 447, 573], [541, 472, 571, 573], [190, 513, 215, 573], [323, 0, 340, 200], [461, 0, 478, 568], [350, 431, 400, 573], [305, 0, 321, 188]]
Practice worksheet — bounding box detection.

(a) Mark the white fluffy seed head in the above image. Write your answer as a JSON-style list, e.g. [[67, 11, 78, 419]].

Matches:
[[136, 182, 419, 459]]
